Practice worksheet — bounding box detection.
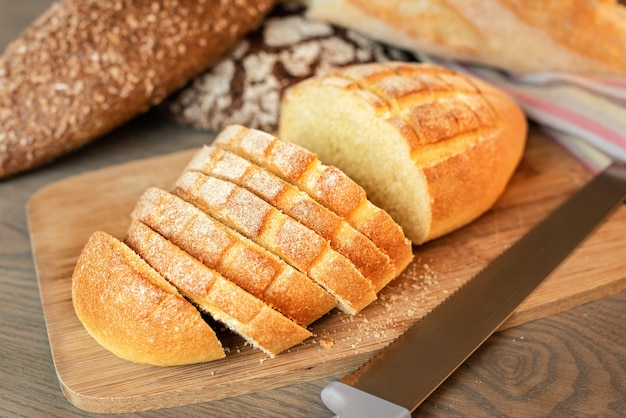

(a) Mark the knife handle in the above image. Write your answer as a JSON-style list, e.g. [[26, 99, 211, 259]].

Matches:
[[321, 381, 411, 418]]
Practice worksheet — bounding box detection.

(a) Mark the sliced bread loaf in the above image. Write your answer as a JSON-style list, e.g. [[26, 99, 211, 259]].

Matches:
[[184, 145, 396, 292], [124, 220, 312, 357], [212, 125, 414, 272], [174, 171, 377, 314], [131, 187, 336, 326]]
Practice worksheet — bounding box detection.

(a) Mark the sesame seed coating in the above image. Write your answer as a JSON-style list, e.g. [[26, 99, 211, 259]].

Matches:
[[0, 0, 277, 178]]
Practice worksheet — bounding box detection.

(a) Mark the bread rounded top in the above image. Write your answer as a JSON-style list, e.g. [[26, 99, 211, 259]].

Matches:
[[173, 171, 378, 314], [71, 231, 225, 366]]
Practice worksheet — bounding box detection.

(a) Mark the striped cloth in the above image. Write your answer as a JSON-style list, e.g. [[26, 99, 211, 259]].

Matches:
[[418, 54, 626, 173]]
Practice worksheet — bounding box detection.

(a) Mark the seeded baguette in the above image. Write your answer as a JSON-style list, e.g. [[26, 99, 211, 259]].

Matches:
[[213, 125, 414, 272], [184, 145, 396, 292], [131, 187, 336, 326], [124, 220, 311, 357], [174, 171, 377, 314], [278, 62, 527, 244], [0, 0, 277, 178], [72, 231, 225, 366]]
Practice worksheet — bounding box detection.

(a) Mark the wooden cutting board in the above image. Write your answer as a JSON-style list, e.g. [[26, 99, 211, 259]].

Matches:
[[27, 131, 626, 414]]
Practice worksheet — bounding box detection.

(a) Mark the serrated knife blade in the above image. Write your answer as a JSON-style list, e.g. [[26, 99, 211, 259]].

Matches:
[[322, 161, 626, 418]]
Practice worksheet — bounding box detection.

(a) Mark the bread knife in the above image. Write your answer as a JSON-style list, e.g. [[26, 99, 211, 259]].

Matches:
[[321, 161, 626, 418]]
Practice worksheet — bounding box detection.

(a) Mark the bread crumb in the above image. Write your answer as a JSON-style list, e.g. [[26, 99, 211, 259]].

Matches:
[[319, 339, 334, 349]]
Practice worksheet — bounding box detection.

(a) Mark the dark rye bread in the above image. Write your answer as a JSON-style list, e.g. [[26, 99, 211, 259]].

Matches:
[[174, 171, 377, 314], [163, 1, 412, 133], [124, 220, 312, 357], [0, 0, 277, 178], [183, 145, 396, 292], [131, 187, 337, 326]]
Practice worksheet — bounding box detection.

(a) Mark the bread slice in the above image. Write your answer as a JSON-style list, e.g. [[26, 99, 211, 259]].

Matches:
[[71, 231, 225, 366], [174, 171, 377, 314], [212, 124, 413, 272], [184, 145, 396, 292], [131, 187, 336, 326], [278, 62, 527, 244], [124, 220, 312, 357]]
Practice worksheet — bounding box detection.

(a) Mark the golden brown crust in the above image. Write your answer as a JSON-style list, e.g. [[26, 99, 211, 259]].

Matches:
[[0, 0, 277, 178], [306, 0, 626, 76], [124, 220, 311, 357], [337, 62, 526, 240], [213, 125, 414, 273], [184, 145, 396, 292], [421, 76, 527, 239], [278, 62, 527, 244], [131, 187, 336, 325], [173, 171, 377, 314], [335, 62, 497, 145], [71, 231, 224, 366]]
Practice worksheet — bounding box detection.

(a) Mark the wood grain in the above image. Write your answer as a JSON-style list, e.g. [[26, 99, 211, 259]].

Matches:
[[417, 290, 626, 417], [27, 132, 626, 413]]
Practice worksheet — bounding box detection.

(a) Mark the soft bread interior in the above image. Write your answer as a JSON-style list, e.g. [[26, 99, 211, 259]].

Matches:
[[279, 79, 432, 243]]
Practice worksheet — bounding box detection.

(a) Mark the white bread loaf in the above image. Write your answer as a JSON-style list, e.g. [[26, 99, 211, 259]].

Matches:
[[278, 62, 527, 244], [131, 187, 337, 326], [184, 145, 396, 292], [0, 0, 277, 179], [212, 125, 414, 272], [71, 231, 225, 366], [174, 171, 377, 314], [124, 220, 312, 357], [305, 0, 626, 76]]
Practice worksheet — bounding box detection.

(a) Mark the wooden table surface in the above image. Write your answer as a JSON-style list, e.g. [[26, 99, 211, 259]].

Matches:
[[2, 2, 625, 417]]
